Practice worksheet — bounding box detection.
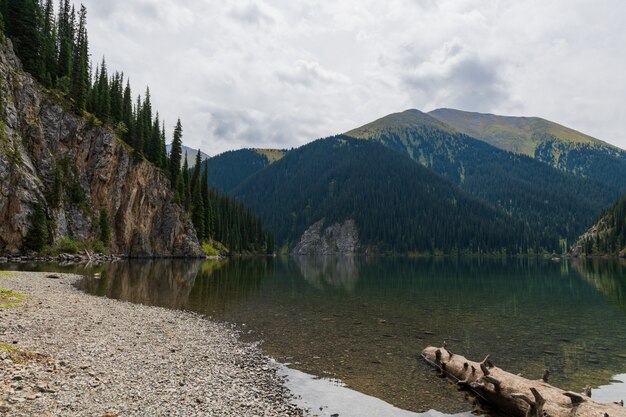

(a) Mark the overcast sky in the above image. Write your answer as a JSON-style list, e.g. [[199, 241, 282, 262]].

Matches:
[[73, 0, 626, 155]]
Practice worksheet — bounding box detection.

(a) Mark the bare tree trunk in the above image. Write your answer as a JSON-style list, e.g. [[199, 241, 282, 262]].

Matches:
[[422, 346, 626, 417]]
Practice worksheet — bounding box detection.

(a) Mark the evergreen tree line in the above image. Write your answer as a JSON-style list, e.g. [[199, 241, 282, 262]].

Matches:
[[581, 194, 626, 256], [2, 1, 274, 254], [177, 146, 273, 254], [0, 0, 169, 168]]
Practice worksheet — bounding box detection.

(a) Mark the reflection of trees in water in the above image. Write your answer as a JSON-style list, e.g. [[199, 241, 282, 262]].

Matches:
[[186, 257, 275, 315], [78, 260, 203, 309], [572, 259, 626, 316], [291, 256, 360, 292]]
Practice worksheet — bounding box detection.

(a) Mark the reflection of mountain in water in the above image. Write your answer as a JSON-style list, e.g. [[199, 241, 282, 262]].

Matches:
[[78, 260, 204, 309], [292, 256, 360, 292], [572, 259, 626, 316]]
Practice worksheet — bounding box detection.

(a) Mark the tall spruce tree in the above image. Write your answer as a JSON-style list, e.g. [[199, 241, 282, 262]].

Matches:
[[41, 0, 56, 86], [191, 179, 205, 239], [182, 153, 190, 209], [190, 149, 202, 194], [70, 5, 89, 113], [56, 0, 73, 88], [160, 122, 168, 169], [121, 80, 133, 141], [6, 0, 43, 78], [169, 119, 183, 185], [133, 94, 143, 152], [201, 164, 212, 239]]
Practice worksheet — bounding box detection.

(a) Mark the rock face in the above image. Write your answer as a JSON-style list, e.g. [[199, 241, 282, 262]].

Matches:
[[292, 219, 359, 255], [0, 38, 202, 257]]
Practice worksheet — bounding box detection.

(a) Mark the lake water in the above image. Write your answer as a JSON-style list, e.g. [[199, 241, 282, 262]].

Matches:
[[4, 257, 626, 415]]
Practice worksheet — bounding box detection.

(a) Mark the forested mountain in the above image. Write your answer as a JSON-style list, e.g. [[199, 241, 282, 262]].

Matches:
[[232, 136, 536, 255], [429, 108, 626, 192], [0, 1, 272, 256], [346, 109, 619, 248], [204, 148, 285, 192], [571, 195, 626, 257]]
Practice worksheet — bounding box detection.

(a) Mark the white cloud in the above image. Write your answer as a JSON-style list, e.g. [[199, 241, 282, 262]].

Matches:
[[73, 0, 626, 154]]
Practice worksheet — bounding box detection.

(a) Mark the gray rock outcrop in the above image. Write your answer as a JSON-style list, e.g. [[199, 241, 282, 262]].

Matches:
[[0, 38, 202, 257], [292, 219, 360, 255]]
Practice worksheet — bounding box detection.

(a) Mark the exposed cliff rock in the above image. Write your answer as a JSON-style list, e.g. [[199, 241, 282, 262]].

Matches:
[[0, 38, 202, 257], [292, 219, 359, 255]]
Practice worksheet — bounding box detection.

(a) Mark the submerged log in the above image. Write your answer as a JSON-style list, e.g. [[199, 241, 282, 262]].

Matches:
[[422, 346, 626, 417]]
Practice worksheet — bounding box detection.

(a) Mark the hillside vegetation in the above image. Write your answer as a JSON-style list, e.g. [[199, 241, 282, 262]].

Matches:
[[346, 109, 619, 249], [572, 195, 626, 257], [429, 108, 626, 192], [205, 148, 285, 193], [233, 136, 536, 255]]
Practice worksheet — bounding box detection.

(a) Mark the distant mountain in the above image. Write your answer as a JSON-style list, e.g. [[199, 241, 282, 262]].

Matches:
[[346, 109, 619, 247], [429, 108, 626, 192], [571, 195, 626, 257], [204, 148, 285, 193], [232, 136, 531, 254], [166, 144, 210, 167]]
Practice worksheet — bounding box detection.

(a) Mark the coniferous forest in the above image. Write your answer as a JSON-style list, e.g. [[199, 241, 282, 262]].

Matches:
[[578, 194, 626, 256], [0, 0, 272, 255]]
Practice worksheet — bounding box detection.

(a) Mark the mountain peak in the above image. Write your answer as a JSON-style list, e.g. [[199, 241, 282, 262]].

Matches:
[[346, 108, 457, 138], [428, 108, 615, 156]]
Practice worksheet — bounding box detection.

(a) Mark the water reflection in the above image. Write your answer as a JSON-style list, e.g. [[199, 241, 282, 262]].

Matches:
[[4, 257, 626, 413], [292, 256, 360, 291], [78, 260, 203, 309]]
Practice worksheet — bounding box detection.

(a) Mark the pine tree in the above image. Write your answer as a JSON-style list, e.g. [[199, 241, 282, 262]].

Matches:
[[41, 0, 56, 87], [70, 5, 88, 113], [6, 0, 43, 79], [110, 72, 123, 123], [191, 179, 205, 239], [95, 57, 110, 120], [201, 164, 212, 239], [190, 149, 202, 194], [56, 0, 73, 88], [160, 122, 168, 168], [169, 118, 183, 186], [182, 153, 190, 209], [147, 112, 161, 164], [121, 80, 133, 141], [142, 87, 152, 146], [133, 94, 143, 152]]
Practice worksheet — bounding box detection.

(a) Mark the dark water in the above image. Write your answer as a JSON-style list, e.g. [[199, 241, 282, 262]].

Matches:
[[4, 257, 626, 413]]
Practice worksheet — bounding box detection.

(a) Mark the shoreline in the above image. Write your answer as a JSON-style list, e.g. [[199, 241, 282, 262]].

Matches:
[[0, 271, 303, 416]]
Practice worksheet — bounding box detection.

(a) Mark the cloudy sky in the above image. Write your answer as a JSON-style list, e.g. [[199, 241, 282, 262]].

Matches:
[[74, 0, 626, 155]]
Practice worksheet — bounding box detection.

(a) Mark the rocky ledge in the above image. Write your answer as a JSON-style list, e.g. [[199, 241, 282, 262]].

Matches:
[[0, 271, 303, 416]]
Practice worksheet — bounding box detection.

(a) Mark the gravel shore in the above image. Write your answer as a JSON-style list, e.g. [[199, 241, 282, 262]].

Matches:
[[0, 271, 304, 417]]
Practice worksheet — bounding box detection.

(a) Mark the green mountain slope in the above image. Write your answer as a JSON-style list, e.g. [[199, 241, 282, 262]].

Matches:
[[232, 136, 534, 254], [346, 109, 619, 248], [571, 195, 626, 257], [429, 108, 626, 191], [204, 148, 285, 193]]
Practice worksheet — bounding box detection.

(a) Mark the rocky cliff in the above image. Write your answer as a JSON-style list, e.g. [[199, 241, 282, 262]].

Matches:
[[292, 219, 360, 255], [0, 38, 202, 257]]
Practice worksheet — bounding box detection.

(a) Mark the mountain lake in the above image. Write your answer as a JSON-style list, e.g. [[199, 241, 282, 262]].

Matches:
[[3, 257, 626, 416]]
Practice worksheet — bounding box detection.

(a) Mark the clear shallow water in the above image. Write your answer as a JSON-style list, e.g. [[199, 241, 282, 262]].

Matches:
[[3, 257, 626, 414]]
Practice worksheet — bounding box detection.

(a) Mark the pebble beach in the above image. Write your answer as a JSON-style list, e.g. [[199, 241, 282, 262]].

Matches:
[[0, 271, 303, 417]]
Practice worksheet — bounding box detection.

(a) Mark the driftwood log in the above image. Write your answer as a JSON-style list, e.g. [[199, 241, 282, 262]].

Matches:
[[422, 346, 626, 417]]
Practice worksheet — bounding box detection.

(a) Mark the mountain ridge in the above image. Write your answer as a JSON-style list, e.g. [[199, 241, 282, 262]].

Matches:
[[232, 136, 532, 254], [344, 108, 620, 248]]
